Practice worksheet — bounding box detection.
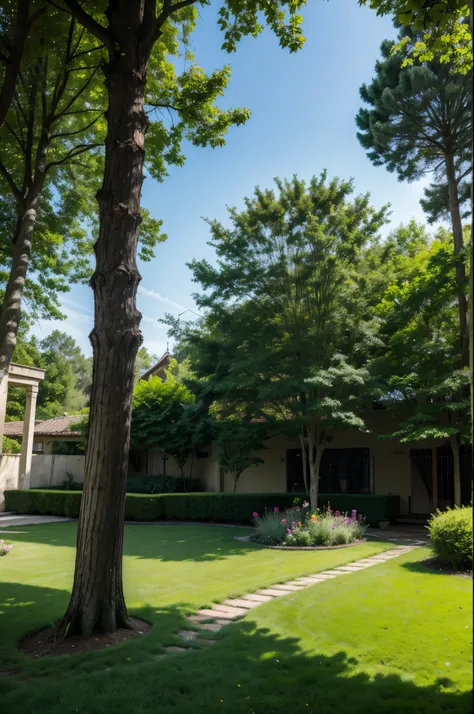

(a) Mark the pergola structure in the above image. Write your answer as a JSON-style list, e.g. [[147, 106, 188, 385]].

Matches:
[[0, 362, 45, 488]]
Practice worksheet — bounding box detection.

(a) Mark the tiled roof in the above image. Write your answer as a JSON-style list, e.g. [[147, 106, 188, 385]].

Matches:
[[3, 415, 83, 438]]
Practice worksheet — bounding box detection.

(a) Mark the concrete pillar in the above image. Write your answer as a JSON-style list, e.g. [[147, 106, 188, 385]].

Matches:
[[0, 373, 8, 452], [19, 385, 38, 489]]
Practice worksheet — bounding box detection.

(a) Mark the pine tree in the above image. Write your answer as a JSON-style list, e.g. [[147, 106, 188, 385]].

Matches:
[[356, 34, 472, 368]]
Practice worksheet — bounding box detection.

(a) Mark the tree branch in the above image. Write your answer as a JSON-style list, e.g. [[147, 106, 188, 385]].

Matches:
[[45, 142, 102, 171], [53, 64, 100, 121], [0, 160, 23, 201], [50, 112, 102, 140], [62, 0, 115, 52]]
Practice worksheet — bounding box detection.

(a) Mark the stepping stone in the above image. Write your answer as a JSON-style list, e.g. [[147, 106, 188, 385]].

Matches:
[[242, 593, 273, 603], [267, 584, 304, 592], [223, 598, 262, 609], [316, 572, 339, 578], [186, 614, 211, 624], [292, 578, 324, 586], [257, 589, 290, 597], [285, 581, 313, 588], [209, 604, 249, 617], [164, 646, 188, 652], [200, 639, 217, 644], [196, 608, 244, 621], [197, 622, 224, 632], [178, 630, 198, 641], [333, 565, 365, 572], [215, 619, 232, 626]]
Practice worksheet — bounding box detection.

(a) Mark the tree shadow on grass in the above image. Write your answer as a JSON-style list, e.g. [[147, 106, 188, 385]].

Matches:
[[3, 522, 263, 562], [0, 580, 471, 714], [401, 560, 473, 579], [4, 522, 394, 563]]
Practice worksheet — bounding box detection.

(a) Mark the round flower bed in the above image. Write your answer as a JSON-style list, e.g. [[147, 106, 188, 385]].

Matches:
[[250, 501, 367, 548]]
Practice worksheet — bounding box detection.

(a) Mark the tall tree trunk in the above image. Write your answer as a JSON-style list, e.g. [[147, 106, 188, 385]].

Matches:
[[449, 435, 462, 507], [0, 0, 30, 129], [299, 431, 309, 494], [307, 423, 323, 510], [60, 49, 146, 636], [445, 153, 469, 368], [0, 197, 40, 382]]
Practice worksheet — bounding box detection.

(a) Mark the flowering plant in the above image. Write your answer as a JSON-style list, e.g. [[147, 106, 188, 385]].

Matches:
[[252, 505, 367, 547], [0, 540, 13, 556]]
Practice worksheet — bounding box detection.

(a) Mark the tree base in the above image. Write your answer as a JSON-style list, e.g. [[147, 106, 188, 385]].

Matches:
[[20, 617, 151, 658]]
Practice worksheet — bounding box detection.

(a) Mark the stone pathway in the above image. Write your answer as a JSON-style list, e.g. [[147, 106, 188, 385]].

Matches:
[[163, 544, 419, 654]]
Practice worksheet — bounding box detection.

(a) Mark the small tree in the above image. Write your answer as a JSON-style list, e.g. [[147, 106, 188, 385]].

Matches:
[[185, 174, 388, 509], [372, 225, 471, 505], [131, 365, 197, 478], [214, 419, 267, 493]]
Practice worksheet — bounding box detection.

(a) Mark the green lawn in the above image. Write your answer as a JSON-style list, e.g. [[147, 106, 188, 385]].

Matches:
[[0, 523, 472, 713]]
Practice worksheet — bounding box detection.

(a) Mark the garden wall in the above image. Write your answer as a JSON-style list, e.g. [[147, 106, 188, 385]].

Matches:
[[0, 454, 20, 510]]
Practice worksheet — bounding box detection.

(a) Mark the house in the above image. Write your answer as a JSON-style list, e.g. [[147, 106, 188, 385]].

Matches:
[[140, 356, 472, 517], [140, 350, 173, 382], [3, 415, 84, 454]]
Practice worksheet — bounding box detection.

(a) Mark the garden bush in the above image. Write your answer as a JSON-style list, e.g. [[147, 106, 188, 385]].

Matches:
[[428, 506, 473, 571]]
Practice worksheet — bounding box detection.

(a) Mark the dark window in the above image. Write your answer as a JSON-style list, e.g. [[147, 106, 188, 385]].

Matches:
[[286, 448, 371, 494]]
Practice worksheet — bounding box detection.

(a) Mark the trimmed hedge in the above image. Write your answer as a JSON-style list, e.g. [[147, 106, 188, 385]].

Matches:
[[428, 506, 473, 571], [125, 475, 202, 494], [4, 490, 400, 525]]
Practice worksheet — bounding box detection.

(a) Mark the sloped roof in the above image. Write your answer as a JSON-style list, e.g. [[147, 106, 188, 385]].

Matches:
[[3, 415, 83, 439], [140, 350, 173, 382]]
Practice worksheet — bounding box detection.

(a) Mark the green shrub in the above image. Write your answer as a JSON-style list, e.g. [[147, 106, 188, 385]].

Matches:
[[126, 474, 201, 494], [63, 492, 82, 518], [125, 494, 164, 521], [3, 490, 399, 527], [428, 506, 473, 571], [2, 435, 21, 454]]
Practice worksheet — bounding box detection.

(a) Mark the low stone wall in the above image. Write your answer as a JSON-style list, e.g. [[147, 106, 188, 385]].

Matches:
[[0, 454, 20, 510], [30, 454, 85, 488]]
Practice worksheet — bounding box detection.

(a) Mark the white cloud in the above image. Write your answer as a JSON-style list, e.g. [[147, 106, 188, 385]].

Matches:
[[138, 285, 188, 312], [61, 297, 93, 315], [141, 313, 167, 328]]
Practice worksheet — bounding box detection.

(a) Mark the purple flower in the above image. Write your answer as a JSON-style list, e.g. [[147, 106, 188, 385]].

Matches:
[[345, 518, 351, 525], [274, 506, 279, 513], [287, 529, 293, 535], [252, 512, 259, 518], [332, 523, 337, 529]]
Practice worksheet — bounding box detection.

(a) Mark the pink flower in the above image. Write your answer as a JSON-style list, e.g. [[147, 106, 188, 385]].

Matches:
[[332, 524, 337, 529], [345, 518, 351, 525], [274, 506, 279, 512], [303, 501, 309, 508], [287, 529, 293, 535], [335, 510, 340, 516], [281, 518, 287, 524], [295, 506, 300, 511], [252, 512, 259, 518]]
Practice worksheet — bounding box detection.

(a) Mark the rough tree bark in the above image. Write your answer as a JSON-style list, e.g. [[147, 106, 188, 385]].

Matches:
[[60, 5, 152, 636], [0, 0, 30, 129], [0, 197, 40, 383], [445, 153, 469, 369]]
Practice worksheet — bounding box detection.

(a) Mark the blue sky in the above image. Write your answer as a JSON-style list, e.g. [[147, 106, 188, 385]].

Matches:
[[32, 0, 430, 358]]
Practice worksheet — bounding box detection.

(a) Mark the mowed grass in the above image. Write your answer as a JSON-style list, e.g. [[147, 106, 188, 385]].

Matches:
[[0, 523, 472, 713]]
